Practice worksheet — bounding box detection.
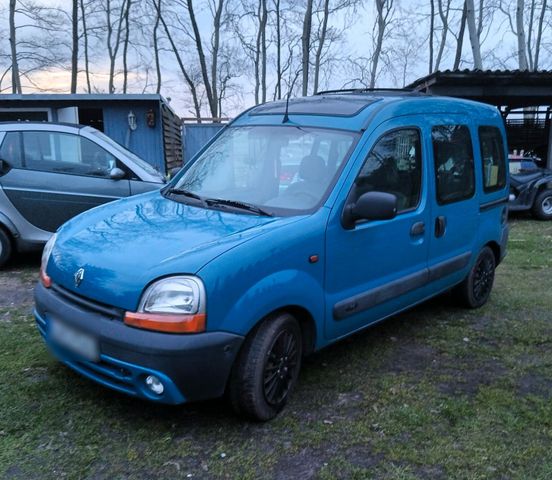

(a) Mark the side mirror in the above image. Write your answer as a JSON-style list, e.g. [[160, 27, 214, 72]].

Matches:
[[109, 167, 126, 180], [0, 158, 10, 175], [342, 191, 398, 229]]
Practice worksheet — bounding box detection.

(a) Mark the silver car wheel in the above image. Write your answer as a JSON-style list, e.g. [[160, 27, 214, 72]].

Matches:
[[542, 196, 552, 215]]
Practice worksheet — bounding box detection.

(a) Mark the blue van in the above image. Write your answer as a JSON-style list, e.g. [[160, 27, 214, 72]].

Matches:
[[34, 92, 509, 421]]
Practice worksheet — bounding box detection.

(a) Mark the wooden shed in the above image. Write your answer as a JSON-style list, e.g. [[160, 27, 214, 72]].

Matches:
[[0, 93, 182, 175]]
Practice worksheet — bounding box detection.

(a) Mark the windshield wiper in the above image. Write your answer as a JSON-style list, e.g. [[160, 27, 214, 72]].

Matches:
[[165, 187, 204, 202], [205, 198, 273, 216]]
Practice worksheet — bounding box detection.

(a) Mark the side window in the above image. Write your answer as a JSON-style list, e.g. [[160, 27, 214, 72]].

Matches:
[[432, 125, 475, 205], [21, 131, 117, 178], [479, 126, 506, 192], [0, 132, 23, 168], [357, 128, 422, 213]]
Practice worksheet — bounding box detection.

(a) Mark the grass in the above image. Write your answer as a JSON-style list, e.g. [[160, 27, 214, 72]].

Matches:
[[0, 218, 551, 479]]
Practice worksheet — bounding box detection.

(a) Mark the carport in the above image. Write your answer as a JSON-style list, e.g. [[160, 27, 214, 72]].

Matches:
[[408, 70, 552, 169]]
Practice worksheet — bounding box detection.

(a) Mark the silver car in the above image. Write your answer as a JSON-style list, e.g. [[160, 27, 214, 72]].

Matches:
[[0, 122, 165, 266]]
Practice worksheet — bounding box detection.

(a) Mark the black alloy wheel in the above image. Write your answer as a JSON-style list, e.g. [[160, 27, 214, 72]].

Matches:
[[229, 312, 302, 421]]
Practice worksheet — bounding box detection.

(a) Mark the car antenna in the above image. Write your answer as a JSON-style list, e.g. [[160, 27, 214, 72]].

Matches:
[[283, 70, 301, 124]]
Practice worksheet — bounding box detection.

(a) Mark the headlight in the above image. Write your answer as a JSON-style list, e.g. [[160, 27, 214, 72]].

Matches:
[[124, 276, 206, 333], [40, 233, 57, 288], [139, 276, 204, 314]]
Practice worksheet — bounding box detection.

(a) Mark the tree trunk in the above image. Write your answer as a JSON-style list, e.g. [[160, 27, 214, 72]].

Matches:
[[313, 0, 330, 93], [534, 0, 547, 69], [107, 0, 127, 94], [70, 0, 79, 93], [516, 0, 528, 70], [155, 1, 201, 117], [434, 0, 450, 71], [187, 0, 217, 117], [526, 0, 536, 69], [465, 0, 482, 69], [210, 0, 224, 117], [274, 0, 282, 100], [301, 0, 313, 96], [122, 0, 132, 93], [152, 0, 162, 93], [453, 0, 467, 70], [429, 0, 435, 73], [9, 0, 22, 94], [370, 0, 388, 88], [80, 0, 91, 92], [260, 0, 267, 103]]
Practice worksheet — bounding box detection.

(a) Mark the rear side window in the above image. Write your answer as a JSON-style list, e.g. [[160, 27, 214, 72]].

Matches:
[[432, 125, 475, 205], [479, 126, 506, 192], [21, 131, 117, 178], [0, 132, 23, 168], [357, 128, 422, 213]]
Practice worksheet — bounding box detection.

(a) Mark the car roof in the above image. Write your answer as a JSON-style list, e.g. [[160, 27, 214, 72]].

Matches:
[[234, 91, 502, 132], [0, 121, 88, 132]]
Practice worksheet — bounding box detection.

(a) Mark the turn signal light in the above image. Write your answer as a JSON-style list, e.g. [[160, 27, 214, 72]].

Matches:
[[123, 312, 206, 333], [40, 268, 52, 288]]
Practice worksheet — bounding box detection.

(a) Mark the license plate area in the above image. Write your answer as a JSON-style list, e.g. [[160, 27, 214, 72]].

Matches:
[[49, 318, 99, 362]]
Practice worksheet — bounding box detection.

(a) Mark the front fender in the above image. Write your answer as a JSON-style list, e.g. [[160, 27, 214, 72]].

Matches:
[[216, 269, 325, 340]]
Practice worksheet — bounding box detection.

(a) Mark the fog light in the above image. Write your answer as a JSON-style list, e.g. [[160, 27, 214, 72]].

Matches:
[[145, 375, 164, 395]]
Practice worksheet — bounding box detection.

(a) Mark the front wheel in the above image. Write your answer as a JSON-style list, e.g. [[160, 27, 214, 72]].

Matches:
[[0, 228, 13, 268], [229, 313, 302, 421], [456, 246, 496, 309], [532, 189, 552, 220]]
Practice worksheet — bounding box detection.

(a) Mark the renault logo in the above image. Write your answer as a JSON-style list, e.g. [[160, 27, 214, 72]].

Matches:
[[74, 268, 85, 287]]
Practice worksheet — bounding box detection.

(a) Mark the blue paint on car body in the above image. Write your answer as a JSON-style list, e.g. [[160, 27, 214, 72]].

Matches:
[[34, 93, 510, 409]]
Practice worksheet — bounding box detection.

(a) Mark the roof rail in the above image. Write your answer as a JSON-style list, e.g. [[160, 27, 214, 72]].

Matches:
[[315, 87, 425, 96]]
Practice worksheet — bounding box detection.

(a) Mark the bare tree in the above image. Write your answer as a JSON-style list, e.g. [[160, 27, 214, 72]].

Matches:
[[434, 0, 452, 71], [453, 0, 467, 70], [370, 0, 394, 88], [153, 0, 202, 117], [9, 0, 21, 93], [70, 0, 78, 92], [301, 0, 314, 95], [466, 0, 483, 68], [105, 0, 127, 93], [122, 0, 132, 93], [533, 0, 548, 69]]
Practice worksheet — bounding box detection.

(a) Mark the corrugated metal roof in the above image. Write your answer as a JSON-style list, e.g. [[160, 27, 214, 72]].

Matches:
[[408, 69, 552, 90]]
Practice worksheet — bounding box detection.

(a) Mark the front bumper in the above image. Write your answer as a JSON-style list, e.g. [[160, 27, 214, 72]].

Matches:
[[34, 282, 244, 404]]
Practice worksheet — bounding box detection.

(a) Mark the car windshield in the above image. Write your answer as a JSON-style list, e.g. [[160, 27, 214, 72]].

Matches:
[[171, 125, 357, 214], [509, 159, 538, 174], [88, 129, 165, 181]]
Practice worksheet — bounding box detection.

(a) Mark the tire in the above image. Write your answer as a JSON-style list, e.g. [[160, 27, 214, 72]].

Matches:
[[0, 227, 13, 268], [229, 313, 302, 421], [532, 189, 552, 220], [456, 246, 496, 309]]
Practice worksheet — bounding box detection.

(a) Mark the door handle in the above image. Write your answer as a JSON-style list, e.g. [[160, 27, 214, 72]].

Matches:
[[410, 221, 425, 236], [435, 216, 446, 238]]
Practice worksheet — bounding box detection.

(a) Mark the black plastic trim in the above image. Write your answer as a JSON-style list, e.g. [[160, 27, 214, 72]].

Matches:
[[333, 251, 472, 320], [479, 196, 509, 212]]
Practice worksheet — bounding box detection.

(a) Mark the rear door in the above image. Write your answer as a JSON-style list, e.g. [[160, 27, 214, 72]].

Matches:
[[0, 130, 130, 232], [426, 116, 479, 288]]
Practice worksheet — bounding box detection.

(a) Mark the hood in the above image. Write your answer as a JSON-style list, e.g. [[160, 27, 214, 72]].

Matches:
[[48, 191, 284, 310]]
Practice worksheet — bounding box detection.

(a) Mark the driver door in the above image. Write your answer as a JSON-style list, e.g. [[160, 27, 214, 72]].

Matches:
[[324, 117, 431, 340]]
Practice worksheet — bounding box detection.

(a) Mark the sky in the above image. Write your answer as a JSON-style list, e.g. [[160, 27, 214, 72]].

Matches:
[[1, 0, 550, 118]]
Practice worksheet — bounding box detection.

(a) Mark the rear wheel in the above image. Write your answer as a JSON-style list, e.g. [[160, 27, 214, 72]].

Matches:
[[532, 189, 552, 220], [456, 246, 496, 309], [0, 228, 13, 268], [229, 313, 302, 421]]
